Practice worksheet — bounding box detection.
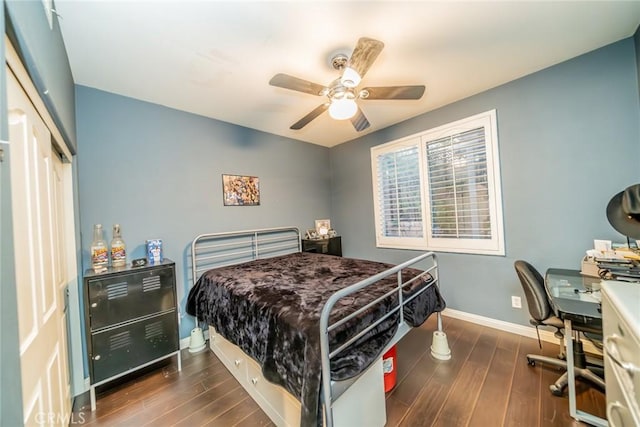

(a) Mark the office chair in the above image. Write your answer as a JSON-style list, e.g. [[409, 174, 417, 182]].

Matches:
[[514, 260, 605, 396]]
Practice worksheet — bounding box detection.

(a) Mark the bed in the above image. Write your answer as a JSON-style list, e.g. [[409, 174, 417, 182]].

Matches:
[[186, 227, 446, 427]]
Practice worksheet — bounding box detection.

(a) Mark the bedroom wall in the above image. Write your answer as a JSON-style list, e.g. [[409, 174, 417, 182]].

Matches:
[[329, 37, 640, 327], [75, 85, 332, 344], [4, 0, 77, 153]]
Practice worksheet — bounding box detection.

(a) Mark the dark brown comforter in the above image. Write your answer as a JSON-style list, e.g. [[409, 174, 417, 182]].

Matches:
[[186, 252, 445, 426]]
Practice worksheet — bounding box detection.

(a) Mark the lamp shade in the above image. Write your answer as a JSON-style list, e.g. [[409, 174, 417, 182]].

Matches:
[[328, 98, 357, 120], [341, 67, 361, 88], [606, 184, 640, 239]]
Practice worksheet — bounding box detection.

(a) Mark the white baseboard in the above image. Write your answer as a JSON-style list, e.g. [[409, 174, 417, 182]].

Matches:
[[440, 308, 600, 354]]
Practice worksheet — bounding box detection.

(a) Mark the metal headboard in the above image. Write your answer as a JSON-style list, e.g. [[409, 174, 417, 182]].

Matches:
[[190, 226, 301, 285]]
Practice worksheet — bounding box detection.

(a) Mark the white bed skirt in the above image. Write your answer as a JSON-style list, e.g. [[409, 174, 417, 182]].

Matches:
[[208, 326, 387, 427]]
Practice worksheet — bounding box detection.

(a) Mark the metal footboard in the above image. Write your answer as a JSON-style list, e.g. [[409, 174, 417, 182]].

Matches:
[[319, 251, 441, 427]]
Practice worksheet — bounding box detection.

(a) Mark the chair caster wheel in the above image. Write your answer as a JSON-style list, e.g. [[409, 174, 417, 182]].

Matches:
[[550, 385, 563, 396]]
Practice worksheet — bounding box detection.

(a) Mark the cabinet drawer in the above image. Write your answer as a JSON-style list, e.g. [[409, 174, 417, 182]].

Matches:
[[602, 281, 640, 425], [246, 356, 299, 420], [87, 265, 176, 329], [90, 311, 178, 383], [210, 329, 247, 376]]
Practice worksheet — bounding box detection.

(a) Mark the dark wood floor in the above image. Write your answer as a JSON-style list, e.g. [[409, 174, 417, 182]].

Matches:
[[73, 315, 605, 426]]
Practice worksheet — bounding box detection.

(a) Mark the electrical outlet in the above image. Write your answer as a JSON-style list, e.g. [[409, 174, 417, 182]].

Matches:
[[511, 296, 522, 309]]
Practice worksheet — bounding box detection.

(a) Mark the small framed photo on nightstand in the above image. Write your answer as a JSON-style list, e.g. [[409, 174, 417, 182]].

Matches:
[[315, 219, 330, 237]]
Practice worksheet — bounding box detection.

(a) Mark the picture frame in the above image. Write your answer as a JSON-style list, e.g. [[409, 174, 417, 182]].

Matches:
[[222, 174, 260, 206], [305, 229, 319, 240], [315, 219, 331, 237]]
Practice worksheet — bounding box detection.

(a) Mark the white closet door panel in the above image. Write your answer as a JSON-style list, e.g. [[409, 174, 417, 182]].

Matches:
[[8, 108, 40, 353], [8, 66, 71, 426]]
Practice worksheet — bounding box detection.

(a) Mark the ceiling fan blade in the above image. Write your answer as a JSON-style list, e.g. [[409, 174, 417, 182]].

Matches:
[[269, 73, 326, 96], [350, 107, 370, 132], [361, 85, 426, 100], [290, 103, 329, 130], [348, 37, 384, 79]]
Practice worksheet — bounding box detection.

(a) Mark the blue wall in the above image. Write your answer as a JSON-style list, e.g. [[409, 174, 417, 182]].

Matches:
[[4, 0, 76, 152], [330, 38, 640, 326], [76, 86, 332, 343]]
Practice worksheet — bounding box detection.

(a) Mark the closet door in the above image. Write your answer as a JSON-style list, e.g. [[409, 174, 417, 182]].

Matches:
[[7, 67, 71, 426]]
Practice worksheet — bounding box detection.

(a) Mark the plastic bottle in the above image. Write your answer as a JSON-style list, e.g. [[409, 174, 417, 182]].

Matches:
[[91, 224, 108, 271], [110, 224, 127, 268]]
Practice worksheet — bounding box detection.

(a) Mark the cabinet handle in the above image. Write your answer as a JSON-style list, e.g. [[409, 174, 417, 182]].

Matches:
[[93, 355, 101, 361], [234, 359, 241, 367], [604, 335, 640, 380], [251, 377, 258, 385]]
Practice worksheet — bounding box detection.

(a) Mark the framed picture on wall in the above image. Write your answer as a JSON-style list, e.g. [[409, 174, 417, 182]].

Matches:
[[222, 174, 260, 206]]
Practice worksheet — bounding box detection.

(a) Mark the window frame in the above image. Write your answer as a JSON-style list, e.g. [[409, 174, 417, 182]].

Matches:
[[370, 109, 505, 256]]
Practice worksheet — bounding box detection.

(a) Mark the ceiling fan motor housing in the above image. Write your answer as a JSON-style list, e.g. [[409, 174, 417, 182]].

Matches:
[[330, 53, 349, 71]]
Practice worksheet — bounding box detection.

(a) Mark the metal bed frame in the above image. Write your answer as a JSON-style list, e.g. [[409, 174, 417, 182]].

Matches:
[[190, 226, 446, 427]]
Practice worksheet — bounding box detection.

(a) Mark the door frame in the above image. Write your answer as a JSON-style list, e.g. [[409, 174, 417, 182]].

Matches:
[[5, 35, 84, 397]]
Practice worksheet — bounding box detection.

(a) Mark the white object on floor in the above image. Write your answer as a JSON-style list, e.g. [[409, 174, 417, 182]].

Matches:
[[431, 330, 451, 360], [188, 327, 207, 353]]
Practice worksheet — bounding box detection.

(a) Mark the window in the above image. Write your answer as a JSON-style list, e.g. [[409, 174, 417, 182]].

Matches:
[[371, 110, 504, 255]]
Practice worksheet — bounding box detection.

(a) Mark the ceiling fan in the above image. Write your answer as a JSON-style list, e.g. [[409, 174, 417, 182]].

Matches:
[[269, 37, 425, 132]]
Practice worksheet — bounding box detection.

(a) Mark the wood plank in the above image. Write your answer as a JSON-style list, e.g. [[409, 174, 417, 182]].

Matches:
[[538, 338, 581, 426], [143, 381, 242, 425], [170, 385, 250, 426], [431, 328, 498, 427], [502, 335, 542, 427], [399, 321, 483, 426], [389, 317, 464, 407], [384, 393, 411, 426], [203, 394, 261, 426], [467, 345, 517, 426], [232, 407, 276, 427]]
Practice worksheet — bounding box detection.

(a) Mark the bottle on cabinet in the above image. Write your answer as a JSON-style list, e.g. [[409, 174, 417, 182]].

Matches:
[[91, 224, 108, 271], [110, 224, 127, 268]]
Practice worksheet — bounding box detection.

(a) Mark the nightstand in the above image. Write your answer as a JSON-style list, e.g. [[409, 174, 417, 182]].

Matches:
[[302, 236, 342, 256]]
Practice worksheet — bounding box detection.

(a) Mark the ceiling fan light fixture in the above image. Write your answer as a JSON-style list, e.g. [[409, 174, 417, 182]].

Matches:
[[328, 98, 357, 120], [341, 67, 361, 88]]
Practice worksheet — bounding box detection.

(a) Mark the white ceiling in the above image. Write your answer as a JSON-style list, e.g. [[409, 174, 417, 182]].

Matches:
[[55, 1, 640, 148]]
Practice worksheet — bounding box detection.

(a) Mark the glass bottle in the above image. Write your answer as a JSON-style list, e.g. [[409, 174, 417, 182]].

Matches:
[[110, 224, 127, 268], [91, 224, 108, 271]]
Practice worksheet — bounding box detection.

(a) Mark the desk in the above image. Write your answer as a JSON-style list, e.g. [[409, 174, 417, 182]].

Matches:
[[545, 268, 607, 427]]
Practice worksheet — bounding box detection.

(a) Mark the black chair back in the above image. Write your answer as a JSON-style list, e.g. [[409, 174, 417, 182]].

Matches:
[[514, 260, 552, 323]]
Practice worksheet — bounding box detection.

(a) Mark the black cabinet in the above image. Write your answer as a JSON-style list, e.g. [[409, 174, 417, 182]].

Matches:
[[83, 259, 181, 410], [302, 236, 342, 257]]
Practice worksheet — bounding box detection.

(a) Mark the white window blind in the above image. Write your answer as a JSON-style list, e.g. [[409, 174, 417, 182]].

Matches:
[[371, 110, 504, 255], [375, 144, 422, 238], [426, 127, 491, 239]]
